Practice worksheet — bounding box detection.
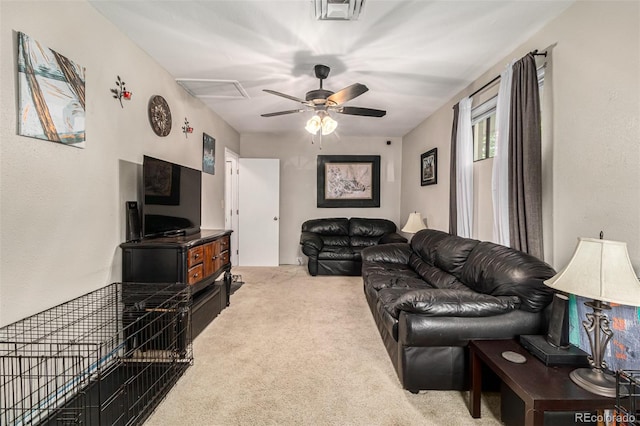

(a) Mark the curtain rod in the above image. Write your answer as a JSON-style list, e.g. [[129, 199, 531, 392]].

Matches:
[[468, 75, 500, 99], [454, 50, 547, 107]]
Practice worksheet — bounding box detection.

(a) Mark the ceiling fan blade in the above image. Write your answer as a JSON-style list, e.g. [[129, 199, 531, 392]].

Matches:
[[261, 109, 306, 117], [263, 89, 307, 104], [337, 106, 386, 117], [327, 83, 369, 105]]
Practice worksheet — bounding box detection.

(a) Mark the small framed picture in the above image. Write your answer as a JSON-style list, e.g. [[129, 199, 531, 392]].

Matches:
[[420, 148, 437, 186], [203, 133, 215, 175]]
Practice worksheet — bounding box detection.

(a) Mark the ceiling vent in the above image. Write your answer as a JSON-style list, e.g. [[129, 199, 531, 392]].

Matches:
[[176, 79, 249, 99], [314, 0, 365, 21]]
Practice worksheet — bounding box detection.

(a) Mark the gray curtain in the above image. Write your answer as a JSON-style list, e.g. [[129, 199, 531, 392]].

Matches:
[[449, 103, 459, 235], [508, 53, 543, 259]]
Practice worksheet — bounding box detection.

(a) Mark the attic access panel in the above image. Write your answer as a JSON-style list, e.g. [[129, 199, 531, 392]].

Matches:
[[314, 0, 365, 21], [176, 79, 249, 99]]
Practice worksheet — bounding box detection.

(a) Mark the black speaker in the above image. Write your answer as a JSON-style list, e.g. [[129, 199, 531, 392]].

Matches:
[[547, 293, 570, 348], [126, 201, 141, 242]]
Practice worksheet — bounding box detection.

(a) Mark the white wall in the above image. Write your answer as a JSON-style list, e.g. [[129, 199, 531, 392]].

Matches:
[[401, 1, 640, 272], [240, 133, 403, 265], [0, 1, 240, 326], [400, 104, 453, 233]]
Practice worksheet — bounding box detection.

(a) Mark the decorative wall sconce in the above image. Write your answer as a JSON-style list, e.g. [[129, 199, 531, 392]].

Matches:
[[110, 76, 132, 108], [182, 117, 194, 137]]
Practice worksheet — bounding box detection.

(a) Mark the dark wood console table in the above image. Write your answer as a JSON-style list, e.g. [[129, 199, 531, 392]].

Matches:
[[469, 339, 614, 426], [120, 229, 232, 338]]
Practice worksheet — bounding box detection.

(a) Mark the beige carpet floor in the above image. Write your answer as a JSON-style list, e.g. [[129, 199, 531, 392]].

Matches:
[[145, 265, 502, 425]]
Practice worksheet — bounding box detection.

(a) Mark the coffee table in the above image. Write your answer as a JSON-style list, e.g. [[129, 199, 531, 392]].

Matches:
[[468, 339, 614, 426]]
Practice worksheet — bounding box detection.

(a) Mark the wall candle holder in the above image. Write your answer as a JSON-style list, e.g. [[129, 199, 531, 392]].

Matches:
[[182, 118, 193, 137], [110, 76, 131, 108]]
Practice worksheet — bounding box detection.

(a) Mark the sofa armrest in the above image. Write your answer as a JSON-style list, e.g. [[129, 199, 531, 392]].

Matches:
[[398, 309, 546, 347], [300, 231, 323, 256], [379, 232, 408, 244], [381, 288, 520, 318], [361, 243, 411, 264]]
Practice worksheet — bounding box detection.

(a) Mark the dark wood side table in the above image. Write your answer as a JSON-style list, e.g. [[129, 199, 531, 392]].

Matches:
[[469, 339, 614, 426]]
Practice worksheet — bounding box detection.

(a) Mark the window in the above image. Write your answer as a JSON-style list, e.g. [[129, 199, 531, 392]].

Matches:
[[472, 96, 497, 161], [471, 64, 545, 162]]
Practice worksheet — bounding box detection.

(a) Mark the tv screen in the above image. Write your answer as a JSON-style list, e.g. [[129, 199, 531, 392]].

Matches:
[[142, 156, 201, 238]]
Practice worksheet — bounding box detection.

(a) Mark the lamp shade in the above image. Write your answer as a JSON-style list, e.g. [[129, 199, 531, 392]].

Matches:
[[401, 212, 426, 234], [544, 237, 640, 306]]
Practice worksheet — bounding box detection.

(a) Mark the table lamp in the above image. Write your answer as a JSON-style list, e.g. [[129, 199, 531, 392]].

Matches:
[[543, 235, 640, 397], [402, 212, 426, 235]]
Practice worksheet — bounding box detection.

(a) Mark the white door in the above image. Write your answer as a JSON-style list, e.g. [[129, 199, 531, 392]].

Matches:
[[238, 158, 280, 266], [224, 148, 239, 266]]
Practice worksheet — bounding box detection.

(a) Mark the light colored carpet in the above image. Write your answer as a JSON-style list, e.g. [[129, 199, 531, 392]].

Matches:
[[146, 265, 502, 425]]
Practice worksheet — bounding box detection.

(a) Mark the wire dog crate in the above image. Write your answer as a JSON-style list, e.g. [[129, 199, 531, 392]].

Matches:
[[618, 370, 640, 425], [0, 282, 192, 426]]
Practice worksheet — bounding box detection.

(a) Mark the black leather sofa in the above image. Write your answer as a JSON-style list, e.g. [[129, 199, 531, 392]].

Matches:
[[361, 228, 556, 392], [300, 217, 407, 276]]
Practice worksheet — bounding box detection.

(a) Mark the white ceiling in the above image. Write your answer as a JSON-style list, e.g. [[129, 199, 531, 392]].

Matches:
[[89, 0, 573, 137]]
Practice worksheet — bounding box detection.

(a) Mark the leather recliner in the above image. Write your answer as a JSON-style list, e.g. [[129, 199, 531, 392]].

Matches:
[[300, 217, 407, 276], [361, 228, 556, 392]]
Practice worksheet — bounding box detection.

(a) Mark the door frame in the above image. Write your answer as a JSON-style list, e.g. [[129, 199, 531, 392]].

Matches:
[[224, 148, 239, 266]]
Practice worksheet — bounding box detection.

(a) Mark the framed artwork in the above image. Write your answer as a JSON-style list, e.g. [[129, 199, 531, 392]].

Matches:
[[17, 32, 86, 147], [317, 155, 380, 208], [420, 148, 437, 186], [203, 133, 215, 175]]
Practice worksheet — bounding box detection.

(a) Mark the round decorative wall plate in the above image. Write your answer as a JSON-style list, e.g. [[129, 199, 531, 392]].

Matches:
[[148, 95, 172, 136]]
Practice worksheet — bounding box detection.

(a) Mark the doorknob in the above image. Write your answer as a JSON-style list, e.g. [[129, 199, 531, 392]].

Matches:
[[273, 217, 278, 221]]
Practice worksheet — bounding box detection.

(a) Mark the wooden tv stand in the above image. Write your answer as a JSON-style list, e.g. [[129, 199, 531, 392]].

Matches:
[[120, 229, 233, 338]]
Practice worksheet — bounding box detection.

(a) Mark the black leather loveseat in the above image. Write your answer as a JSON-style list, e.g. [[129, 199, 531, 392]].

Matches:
[[300, 217, 406, 276], [361, 228, 556, 392]]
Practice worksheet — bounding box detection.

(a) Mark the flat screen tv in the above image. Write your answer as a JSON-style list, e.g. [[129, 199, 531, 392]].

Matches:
[[142, 155, 201, 238]]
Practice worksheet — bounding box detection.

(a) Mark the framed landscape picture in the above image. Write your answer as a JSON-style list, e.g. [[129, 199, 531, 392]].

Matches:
[[421, 148, 437, 186], [317, 155, 380, 208]]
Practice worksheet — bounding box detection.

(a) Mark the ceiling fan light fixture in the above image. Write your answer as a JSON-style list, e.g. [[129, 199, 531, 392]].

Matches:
[[305, 115, 323, 135], [305, 113, 338, 135], [321, 115, 338, 135], [314, 0, 365, 21]]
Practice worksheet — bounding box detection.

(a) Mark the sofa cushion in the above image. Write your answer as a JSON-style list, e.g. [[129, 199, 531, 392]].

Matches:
[[362, 261, 418, 280], [351, 236, 382, 248], [302, 218, 349, 235], [366, 274, 433, 291], [350, 217, 397, 237], [410, 229, 480, 278], [460, 241, 555, 312], [410, 229, 451, 265], [362, 243, 411, 265], [408, 253, 468, 290], [321, 235, 350, 247], [379, 288, 520, 318], [433, 235, 480, 278], [351, 246, 366, 260], [317, 246, 357, 260]]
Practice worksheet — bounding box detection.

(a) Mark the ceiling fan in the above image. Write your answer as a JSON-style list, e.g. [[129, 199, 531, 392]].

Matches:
[[261, 64, 386, 135]]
